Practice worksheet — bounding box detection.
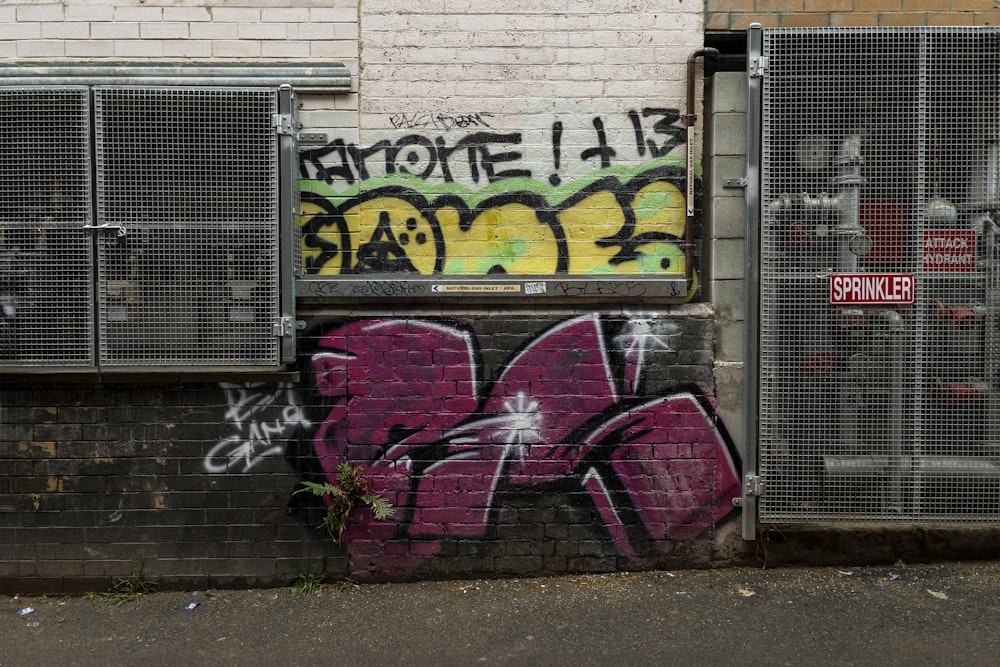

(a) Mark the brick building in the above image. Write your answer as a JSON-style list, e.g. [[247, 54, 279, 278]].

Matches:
[[2, 1, 1000, 592]]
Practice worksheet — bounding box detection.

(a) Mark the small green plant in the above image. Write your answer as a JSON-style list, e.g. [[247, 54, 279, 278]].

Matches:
[[30, 494, 40, 512], [294, 460, 394, 544], [287, 567, 325, 595], [92, 568, 157, 605]]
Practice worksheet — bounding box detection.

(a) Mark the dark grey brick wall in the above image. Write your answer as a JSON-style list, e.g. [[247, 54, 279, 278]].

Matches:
[[1, 306, 742, 593]]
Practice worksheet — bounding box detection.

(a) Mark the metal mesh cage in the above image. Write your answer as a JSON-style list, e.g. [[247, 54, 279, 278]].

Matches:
[[0, 87, 94, 367], [93, 87, 280, 366], [758, 28, 1000, 521]]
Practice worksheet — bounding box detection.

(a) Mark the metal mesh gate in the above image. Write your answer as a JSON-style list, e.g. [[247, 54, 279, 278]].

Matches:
[[0, 84, 288, 370], [94, 87, 280, 366], [757, 27, 1000, 521], [0, 87, 95, 366]]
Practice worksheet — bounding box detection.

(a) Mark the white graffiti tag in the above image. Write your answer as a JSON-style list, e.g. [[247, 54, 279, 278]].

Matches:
[[205, 382, 312, 473]]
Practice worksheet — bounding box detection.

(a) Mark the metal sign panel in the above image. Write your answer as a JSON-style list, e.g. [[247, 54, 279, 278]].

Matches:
[[756, 27, 1000, 523], [829, 273, 914, 305]]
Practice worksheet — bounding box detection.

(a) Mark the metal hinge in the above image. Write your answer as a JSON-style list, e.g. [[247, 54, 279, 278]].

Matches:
[[749, 55, 768, 78], [723, 177, 748, 189], [272, 113, 295, 136], [744, 474, 766, 497], [272, 315, 294, 337]]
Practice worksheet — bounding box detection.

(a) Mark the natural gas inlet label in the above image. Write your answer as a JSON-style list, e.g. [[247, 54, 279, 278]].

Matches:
[[923, 230, 976, 272], [829, 273, 914, 305], [431, 284, 521, 293]]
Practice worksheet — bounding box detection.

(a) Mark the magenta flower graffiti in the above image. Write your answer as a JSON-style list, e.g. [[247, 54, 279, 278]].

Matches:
[[307, 313, 740, 575]]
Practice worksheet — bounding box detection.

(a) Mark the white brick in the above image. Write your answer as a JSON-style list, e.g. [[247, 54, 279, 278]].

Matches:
[[140, 23, 189, 39], [213, 40, 262, 58], [66, 39, 115, 58], [261, 40, 311, 58], [210, 8, 261, 23], [41, 22, 91, 40], [91, 23, 140, 40], [238, 23, 287, 40], [65, 5, 114, 22], [1, 22, 41, 40], [262, 7, 310, 22], [16, 4, 63, 22], [288, 23, 341, 41], [190, 23, 239, 40], [0, 41, 16, 59], [0, 7, 14, 22], [162, 40, 213, 59], [114, 40, 164, 58], [309, 7, 358, 22], [310, 40, 358, 59], [163, 7, 212, 22], [17, 40, 65, 58], [113, 7, 163, 22]]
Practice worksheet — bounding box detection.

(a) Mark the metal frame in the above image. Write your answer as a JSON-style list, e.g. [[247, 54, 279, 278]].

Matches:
[[740, 24, 764, 539]]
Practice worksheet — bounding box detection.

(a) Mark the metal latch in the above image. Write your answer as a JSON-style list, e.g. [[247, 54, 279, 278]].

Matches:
[[272, 315, 294, 337], [272, 113, 295, 136], [83, 223, 126, 238], [723, 177, 748, 189], [749, 55, 768, 78]]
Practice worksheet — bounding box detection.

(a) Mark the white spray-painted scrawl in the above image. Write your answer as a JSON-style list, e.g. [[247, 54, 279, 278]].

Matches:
[[205, 382, 312, 473]]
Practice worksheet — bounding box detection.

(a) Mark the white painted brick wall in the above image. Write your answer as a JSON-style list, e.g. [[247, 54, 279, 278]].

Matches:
[[2, 0, 362, 139]]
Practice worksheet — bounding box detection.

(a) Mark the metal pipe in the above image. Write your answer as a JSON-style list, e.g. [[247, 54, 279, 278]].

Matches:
[[684, 46, 719, 291], [0, 63, 352, 91]]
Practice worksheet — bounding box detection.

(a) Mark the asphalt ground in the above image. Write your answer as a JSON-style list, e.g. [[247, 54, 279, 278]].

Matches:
[[3, 561, 1000, 666]]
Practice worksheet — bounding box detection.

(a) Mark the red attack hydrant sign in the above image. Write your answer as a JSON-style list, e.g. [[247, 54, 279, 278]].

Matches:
[[923, 230, 976, 272], [829, 273, 915, 304]]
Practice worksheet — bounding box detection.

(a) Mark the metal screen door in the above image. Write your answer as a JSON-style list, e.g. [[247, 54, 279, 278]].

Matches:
[[94, 87, 280, 367], [0, 87, 95, 367], [756, 27, 1000, 522]]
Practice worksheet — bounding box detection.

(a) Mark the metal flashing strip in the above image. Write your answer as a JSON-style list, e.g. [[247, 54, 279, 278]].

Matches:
[[297, 276, 691, 301], [0, 63, 352, 92]]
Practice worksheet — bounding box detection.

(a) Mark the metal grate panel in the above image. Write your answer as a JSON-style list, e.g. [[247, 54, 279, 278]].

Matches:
[[758, 28, 1000, 521], [93, 87, 280, 366], [0, 87, 94, 367]]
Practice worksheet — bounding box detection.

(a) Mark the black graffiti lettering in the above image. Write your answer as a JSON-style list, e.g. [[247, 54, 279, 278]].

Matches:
[[640, 108, 685, 158], [393, 135, 437, 180], [388, 111, 495, 131], [580, 118, 616, 169]]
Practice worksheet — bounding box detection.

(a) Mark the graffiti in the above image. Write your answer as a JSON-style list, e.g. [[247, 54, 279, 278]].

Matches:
[[389, 112, 495, 131], [298, 109, 696, 281], [300, 161, 691, 277], [300, 109, 686, 189], [206, 382, 311, 473], [297, 313, 741, 575]]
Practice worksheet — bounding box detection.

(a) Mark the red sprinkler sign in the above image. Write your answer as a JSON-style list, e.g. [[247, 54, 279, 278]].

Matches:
[[829, 273, 914, 305]]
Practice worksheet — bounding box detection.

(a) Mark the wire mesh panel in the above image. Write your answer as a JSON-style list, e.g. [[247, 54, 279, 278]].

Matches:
[[93, 87, 280, 366], [758, 28, 1000, 521], [0, 87, 94, 367]]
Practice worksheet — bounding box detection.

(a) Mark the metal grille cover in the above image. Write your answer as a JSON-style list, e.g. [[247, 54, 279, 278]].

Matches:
[[94, 87, 280, 366], [758, 28, 1000, 521], [0, 87, 94, 366]]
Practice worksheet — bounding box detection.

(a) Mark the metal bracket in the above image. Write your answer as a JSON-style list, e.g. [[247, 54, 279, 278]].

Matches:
[[723, 177, 748, 189], [272, 113, 296, 136], [298, 132, 328, 144], [749, 55, 768, 78], [272, 315, 294, 338]]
